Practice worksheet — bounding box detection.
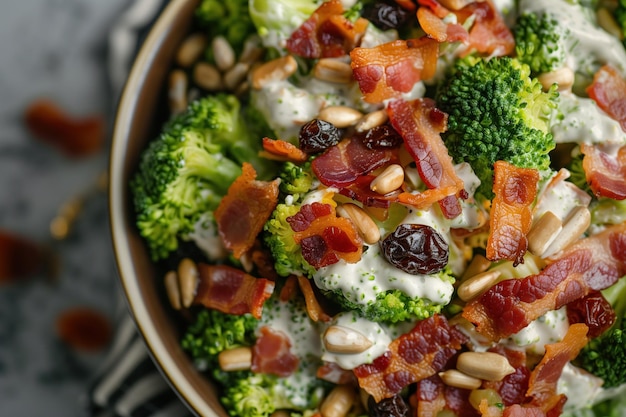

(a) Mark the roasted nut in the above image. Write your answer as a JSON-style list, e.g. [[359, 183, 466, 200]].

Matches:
[[538, 67, 575, 92], [313, 58, 353, 84], [457, 270, 502, 302], [597, 7, 623, 40], [457, 351, 515, 381], [370, 164, 404, 195], [439, 369, 482, 390], [355, 109, 388, 132], [461, 254, 491, 280], [544, 206, 591, 258], [164, 270, 182, 310], [320, 384, 357, 417], [212, 35, 236, 71], [168, 70, 188, 115], [528, 211, 563, 257], [323, 325, 373, 354], [192, 62, 222, 91], [239, 35, 264, 65], [218, 346, 252, 371], [337, 203, 380, 245], [224, 62, 250, 91], [178, 257, 199, 308], [252, 55, 298, 89], [317, 106, 363, 128], [176, 33, 208, 68]]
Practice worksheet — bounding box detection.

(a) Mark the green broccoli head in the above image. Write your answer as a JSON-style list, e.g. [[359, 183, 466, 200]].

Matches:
[[131, 94, 275, 260], [249, 0, 320, 49], [513, 12, 567, 75], [195, 0, 256, 54], [278, 161, 314, 202], [181, 308, 259, 363], [264, 203, 317, 278], [436, 56, 558, 200], [578, 277, 626, 388], [222, 372, 326, 417]]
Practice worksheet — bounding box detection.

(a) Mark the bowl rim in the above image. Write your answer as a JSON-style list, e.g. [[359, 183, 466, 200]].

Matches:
[[108, 0, 217, 415]]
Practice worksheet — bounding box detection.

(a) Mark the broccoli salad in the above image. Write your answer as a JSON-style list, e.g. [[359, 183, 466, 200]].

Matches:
[[130, 0, 626, 416]]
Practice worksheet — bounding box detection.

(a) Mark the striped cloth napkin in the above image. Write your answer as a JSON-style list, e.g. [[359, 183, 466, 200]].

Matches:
[[89, 1, 193, 415]]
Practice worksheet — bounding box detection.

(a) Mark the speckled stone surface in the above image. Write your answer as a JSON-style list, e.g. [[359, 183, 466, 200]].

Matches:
[[0, 0, 134, 415]]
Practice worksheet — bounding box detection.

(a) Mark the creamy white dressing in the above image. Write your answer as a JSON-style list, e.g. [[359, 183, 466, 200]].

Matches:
[[259, 297, 324, 408], [558, 363, 605, 412], [518, 0, 626, 76], [187, 212, 227, 260], [553, 92, 626, 146], [313, 240, 454, 308], [321, 311, 391, 370], [534, 170, 592, 224], [505, 307, 570, 355]]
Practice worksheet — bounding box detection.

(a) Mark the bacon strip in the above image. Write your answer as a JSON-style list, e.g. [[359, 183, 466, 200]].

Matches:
[[215, 162, 280, 259], [416, 375, 477, 417], [456, 0, 515, 57], [417, 6, 469, 43], [261, 137, 308, 163], [586, 64, 626, 132], [486, 161, 539, 266], [350, 38, 439, 103], [353, 314, 467, 402], [388, 98, 465, 218], [580, 143, 626, 200], [297, 275, 331, 322], [252, 326, 299, 377], [463, 222, 626, 341], [312, 136, 399, 187], [317, 361, 356, 384], [288, 202, 363, 268], [193, 264, 275, 319], [526, 323, 589, 413], [286, 0, 368, 59]]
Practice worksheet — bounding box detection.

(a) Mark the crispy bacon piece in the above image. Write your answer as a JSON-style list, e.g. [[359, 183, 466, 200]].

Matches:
[[503, 405, 546, 417], [215, 163, 280, 259], [252, 326, 299, 377], [388, 98, 465, 218], [24, 99, 105, 157], [487, 161, 539, 266], [483, 347, 531, 407], [580, 143, 626, 200], [587, 64, 626, 132], [0, 230, 46, 283], [279, 275, 299, 301], [417, 6, 469, 43], [193, 264, 275, 319], [297, 275, 331, 322], [350, 37, 439, 103], [288, 202, 363, 268], [261, 137, 308, 163], [317, 361, 356, 384], [526, 323, 589, 413], [463, 222, 626, 341], [312, 136, 399, 187], [416, 375, 478, 417], [354, 314, 467, 402], [286, 0, 368, 59], [338, 175, 400, 208], [457, 0, 515, 57]]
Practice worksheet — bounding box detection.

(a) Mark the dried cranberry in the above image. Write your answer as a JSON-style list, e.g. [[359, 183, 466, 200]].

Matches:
[[368, 394, 409, 417], [567, 292, 616, 338], [355, 123, 403, 150], [381, 224, 448, 275], [298, 119, 341, 154], [362, 0, 410, 31]]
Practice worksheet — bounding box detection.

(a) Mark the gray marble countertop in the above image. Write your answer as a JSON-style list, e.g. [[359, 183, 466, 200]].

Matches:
[[0, 0, 138, 415]]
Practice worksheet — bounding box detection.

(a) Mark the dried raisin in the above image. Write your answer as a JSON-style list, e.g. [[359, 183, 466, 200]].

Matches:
[[298, 119, 341, 154], [355, 123, 403, 150], [381, 224, 448, 274], [368, 394, 409, 417], [362, 0, 410, 31]]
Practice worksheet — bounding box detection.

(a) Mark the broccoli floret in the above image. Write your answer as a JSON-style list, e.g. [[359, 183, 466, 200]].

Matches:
[[513, 12, 567, 75], [264, 203, 317, 278], [565, 153, 593, 196], [329, 287, 448, 323], [436, 56, 558, 200], [278, 161, 314, 202], [195, 0, 256, 54], [578, 277, 626, 388], [249, 0, 320, 50], [590, 198, 626, 227], [131, 94, 274, 260]]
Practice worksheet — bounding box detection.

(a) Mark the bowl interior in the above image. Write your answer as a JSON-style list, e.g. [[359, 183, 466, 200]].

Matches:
[[109, 0, 227, 416]]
